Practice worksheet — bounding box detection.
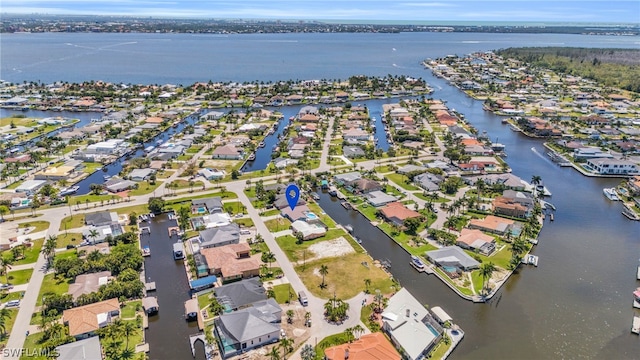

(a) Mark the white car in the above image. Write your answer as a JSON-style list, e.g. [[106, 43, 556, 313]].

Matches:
[[6, 300, 20, 308]]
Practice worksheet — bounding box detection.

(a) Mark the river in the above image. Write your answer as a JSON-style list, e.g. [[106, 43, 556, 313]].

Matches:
[[316, 70, 640, 359]]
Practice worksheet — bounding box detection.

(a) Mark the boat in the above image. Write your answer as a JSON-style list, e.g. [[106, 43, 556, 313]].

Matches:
[[103, 175, 112, 181], [622, 204, 640, 221], [311, 193, 320, 201], [344, 224, 353, 233], [549, 213, 554, 221], [142, 246, 151, 257], [603, 188, 620, 201], [156, 139, 163, 146], [501, 118, 510, 124], [632, 316, 640, 335], [247, 153, 256, 161], [636, 262, 640, 280], [144, 146, 155, 153], [258, 141, 265, 148], [355, 237, 362, 244], [410, 255, 426, 271], [341, 201, 352, 210], [173, 242, 185, 260], [524, 254, 539, 267], [59, 185, 80, 196]]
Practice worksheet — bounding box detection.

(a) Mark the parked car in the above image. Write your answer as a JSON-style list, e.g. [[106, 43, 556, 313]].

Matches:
[[6, 300, 20, 308], [0, 284, 13, 290]]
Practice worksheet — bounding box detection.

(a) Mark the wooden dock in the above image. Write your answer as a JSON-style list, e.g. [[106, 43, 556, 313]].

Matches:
[[632, 316, 640, 335]]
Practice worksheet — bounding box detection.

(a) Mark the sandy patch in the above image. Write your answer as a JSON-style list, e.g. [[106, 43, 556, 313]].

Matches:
[[306, 237, 355, 261]]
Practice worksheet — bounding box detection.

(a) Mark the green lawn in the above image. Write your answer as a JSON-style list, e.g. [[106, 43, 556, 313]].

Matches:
[[386, 173, 420, 191], [3, 238, 43, 265], [223, 201, 246, 215], [234, 218, 254, 228], [99, 319, 145, 360], [70, 193, 113, 206], [275, 228, 352, 263], [356, 203, 379, 221], [37, 273, 71, 306], [271, 283, 296, 304], [0, 309, 19, 348], [20, 221, 50, 233], [128, 181, 162, 196], [54, 233, 83, 248], [306, 203, 336, 228], [122, 300, 142, 319], [6, 268, 33, 285], [59, 213, 86, 231], [295, 252, 395, 299], [0, 291, 23, 304], [314, 333, 351, 360], [429, 338, 452, 360], [20, 333, 49, 360], [264, 218, 291, 232], [260, 209, 281, 217]]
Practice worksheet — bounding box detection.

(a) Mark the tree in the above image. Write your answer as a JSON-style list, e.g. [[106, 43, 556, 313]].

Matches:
[[343, 327, 355, 343], [300, 344, 316, 360], [231, 169, 240, 180], [279, 337, 293, 359], [286, 309, 294, 324], [89, 183, 102, 195], [147, 197, 165, 214], [0, 308, 10, 336], [88, 229, 99, 244], [121, 320, 138, 350], [0, 205, 7, 221], [531, 175, 542, 186], [403, 217, 422, 235], [479, 262, 497, 295], [268, 346, 281, 360], [209, 297, 225, 317], [261, 251, 276, 272], [0, 257, 12, 284], [177, 206, 191, 232], [42, 235, 57, 267], [295, 231, 304, 244], [363, 278, 371, 294], [352, 324, 364, 339], [319, 264, 328, 289]]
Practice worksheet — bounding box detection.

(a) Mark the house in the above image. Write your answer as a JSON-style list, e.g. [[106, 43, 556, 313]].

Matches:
[[104, 177, 137, 193], [343, 146, 366, 158], [573, 147, 613, 160], [198, 223, 240, 248], [212, 144, 243, 160], [425, 246, 480, 271], [82, 224, 124, 244], [333, 172, 362, 185], [274, 192, 306, 210], [324, 332, 401, 360], [129, 168, 155, 181], [365, 191, 397, 207], [85, 139, 127, 155], [56, 336, 103, 360], [198, 168, 226, 180], [468, 215, 516, 236], [348, 178, 382, 194], [382, 288, 442, 360], [397, 165, 428, 175], [492, 191, 534, 219], [201, 243, 261, 284], [200, 110, 225, 121], [191, 197, 223, 214], [63, 298, 120, 339], [280, 204, 311, 222], [456, 229, 496, 255], [273, 158, 298, 169], [213, 278, 267, 311], [290, 220, 327, 240], [414, 172, 443, 191], [68, 271, 112, 301], [34, 166, 75, 181], [343, 128, 370, 141], [84, 211, 119, 227], [14, 180, 47, 195], [213, 306, 281, 358], [585, 158, 639, 176], [379, 202, 422, 226]]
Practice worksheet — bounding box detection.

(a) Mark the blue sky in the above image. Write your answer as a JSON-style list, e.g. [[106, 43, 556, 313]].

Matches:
[[2, 0, 639, 23]]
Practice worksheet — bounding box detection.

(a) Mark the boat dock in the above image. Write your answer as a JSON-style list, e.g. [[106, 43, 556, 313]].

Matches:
[[522, 254, 539, 267], [632, 316, 640, 335], [634, 300, 640, 309], [637, 265, 640, 280]]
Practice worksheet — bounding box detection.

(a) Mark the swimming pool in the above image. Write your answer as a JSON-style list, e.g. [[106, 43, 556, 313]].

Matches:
[[426, 323, 440, 337], [305, 212, 318, 220], [443, 266, 457, 273], [197, 207, 206, 213]]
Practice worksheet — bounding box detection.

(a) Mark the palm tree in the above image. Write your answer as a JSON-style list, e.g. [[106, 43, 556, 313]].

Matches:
[[261, 251, 276, 272], [319, 264, 329, 289], [0, 308, 10, 336], [209, 297, 225, 316], [531, 175, 542, 186], [343, 327, 355, 343], [121, 321, 138, 350], [363, 278, 371, 294], [268, 346, 281, 360], [300, 344, 316, 360], [286, 309, 294, 324], [352, 324, 365, 339], [279, 337, 293, 359], [42, 235, 57, 267], [0, 257, 13, 284], [479, 262, 497, 296], [88, 229, 99, 244]]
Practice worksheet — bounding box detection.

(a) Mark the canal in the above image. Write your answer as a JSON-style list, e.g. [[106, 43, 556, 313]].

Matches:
[[316, 71, 640, 359], [142, 212, 206, 360]]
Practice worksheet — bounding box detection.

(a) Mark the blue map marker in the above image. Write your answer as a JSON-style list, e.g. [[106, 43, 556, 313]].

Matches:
[[286, 184, 300, 211]]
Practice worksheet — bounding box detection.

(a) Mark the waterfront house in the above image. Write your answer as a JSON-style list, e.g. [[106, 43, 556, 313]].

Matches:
[[191, 197, 223, 214], [213, 278, 267, 311], [55, 336, 103, 360], [468, 215, 517, 237], [585, 158, 639, 176], [128, 168, 155, 181], [333, 172, 362, 185], [14, 180, 47, 195], [348, 178, 382, 194], [84, 211, 119, 227], [573, 147, 613, 160], [366, 191, 398, 207], [382, 288, 443, 360], [324, 332, 401, 360], [280, 204, 311, 222], [198, 168, 226, 180], [198, 223, 240, 249], [213, 304, 281, 359], [104, 177, 137, 193], [456, 229, 496, 255], [425, 246, 480, 271], [212, 144, 243, 160], [273, 158, 298, 169], [82, 224, 124, 244], [274, 193, 306, 210], [63, 298, 120, 339], [492, 190, 534, 219], [290, 220, 327, 240], [201, 110, 225, 121], [343, 128, 370, 141], [397, 165, 428, 175], [85, 139, 127, 155], [68, 271, 112, 301], [201, 243, 261, 284], [379, 202, 422, 227]]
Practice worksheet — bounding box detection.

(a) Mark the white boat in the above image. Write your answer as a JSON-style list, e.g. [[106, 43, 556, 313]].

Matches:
[[142, 246, 151, 257], [525, 254, 539, 267], [344, 224, 353, 233], [622, 204, 639, 221], [247, 153, 256, 161], [636, 263, 640, 280], [603, 188, 620, 201], [59, 185, 80, 196], [410, 255, 425, 271], [632, 316, 640, 335], [258, 141, 265, 148]]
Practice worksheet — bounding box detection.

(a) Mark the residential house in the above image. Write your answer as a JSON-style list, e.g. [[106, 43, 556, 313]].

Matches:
[[456, 229, 496, 255], [381, 288, 442, 360], [201, 243, 261, 284], [379, 202, 422, 226], [573, 147, 613, 160], [274, 193, 306, 210], [84, 211, 118, 227], [397, 165, 428, 175], [198, 223, 240, 249], [333, 172, 362, 185], [128, 168, 155, 182], [213, 305, 281, 358], [343, 146, 365, 158], [56, 336, 103, 360], [82, 224, 124, 244], [468, 215, 516, 236], [365, 191, 398, 207], [414, 172, 443, 192], [191, 197, 223, 214], [200, 110, 225, 121], [68, 271, 112, 301], [198, 168, 226, 180], [213, 278, 267, 311], [348, 178, 382, 194], [492, 190, 534, 219], [212, 144, 243, 160], [14, 180, 47, 195], [425, 246, 480, 271], [33, 166, 76, 181], [585, 158, 639, 175], [290, 220, 327, 240], [298, 106, 318, 116], [63, 298, 120, 339], [280, 204, 311, 222], [104, 177, 137, 193], [343, 128, 370, 141], [191, 212, 232, 229], [324, 332, 401, 360], [273, 158, 298, 169]]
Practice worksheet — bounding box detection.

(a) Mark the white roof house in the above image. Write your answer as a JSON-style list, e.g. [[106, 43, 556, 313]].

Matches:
[[14, 180, 47, 194], [290, 220, 326, 240]]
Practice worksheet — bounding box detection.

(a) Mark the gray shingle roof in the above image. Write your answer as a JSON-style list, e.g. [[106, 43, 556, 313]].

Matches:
[[214, 278, 267, 310], [216, 307, 280, 343]]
